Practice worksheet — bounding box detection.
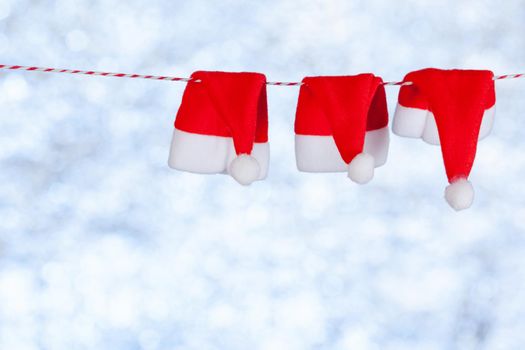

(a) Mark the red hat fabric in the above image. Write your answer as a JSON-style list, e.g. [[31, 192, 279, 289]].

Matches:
[[393, 69, 496, 145], [294, 74, 389, 183], [393, 68, 495, 210], [168, 71, 269, 185]]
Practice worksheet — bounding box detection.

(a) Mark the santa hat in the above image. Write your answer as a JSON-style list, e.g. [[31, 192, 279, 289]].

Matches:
[[294, 74, 389, 184], [168, 71, 269, 185], [392, 68, 496, 210]]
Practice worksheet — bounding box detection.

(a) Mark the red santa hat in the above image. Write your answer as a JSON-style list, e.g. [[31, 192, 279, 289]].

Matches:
[[393, 68, 496, 210], [294, 74, 389, 184], [168, 71, 269, 185]]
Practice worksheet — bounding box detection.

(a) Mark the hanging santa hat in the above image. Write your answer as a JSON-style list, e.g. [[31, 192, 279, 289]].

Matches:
[[392, 68, 496, 210], [294, 74, 389, 184], [168, 71, 269, 185]]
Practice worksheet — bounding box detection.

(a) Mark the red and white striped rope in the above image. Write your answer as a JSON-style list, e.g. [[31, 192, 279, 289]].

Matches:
[[0, 64, 196, 82], [266, 81, 303, 86], [0, 64, 523, 87], [494, 73, 525, 80], [382, 74, 525, 86], [383, 81, 413, 86]]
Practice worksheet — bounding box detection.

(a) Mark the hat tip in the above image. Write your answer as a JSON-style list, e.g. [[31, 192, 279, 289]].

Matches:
[[347, 152, 375, 184], [229, 154, 260, 186], [444, 178, 474, 211]]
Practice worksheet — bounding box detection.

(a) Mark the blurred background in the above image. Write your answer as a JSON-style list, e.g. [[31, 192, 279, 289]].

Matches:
[[1, 0, 525, 349]]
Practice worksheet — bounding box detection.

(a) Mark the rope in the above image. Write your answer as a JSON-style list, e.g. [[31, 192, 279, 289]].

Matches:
[[0, 64, 523, 87]]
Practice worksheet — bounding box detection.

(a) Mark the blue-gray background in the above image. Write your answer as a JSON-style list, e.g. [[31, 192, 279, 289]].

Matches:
[[1, 0, 525, 349]]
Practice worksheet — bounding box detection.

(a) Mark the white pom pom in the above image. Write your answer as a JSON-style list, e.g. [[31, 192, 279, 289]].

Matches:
[[228, 154, 260, 186], [347, 152, 375, 184], [444, 178, 474, 211]]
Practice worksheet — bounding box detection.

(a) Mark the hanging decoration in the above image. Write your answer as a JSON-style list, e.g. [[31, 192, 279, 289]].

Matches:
[[0, 64, 523, 210], [294, 74, 389, 184], [393, 68, 495, 210], [168, 71, 269, 186]]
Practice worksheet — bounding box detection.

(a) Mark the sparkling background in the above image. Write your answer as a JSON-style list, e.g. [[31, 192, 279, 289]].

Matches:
[[1, 0, 525, 349]]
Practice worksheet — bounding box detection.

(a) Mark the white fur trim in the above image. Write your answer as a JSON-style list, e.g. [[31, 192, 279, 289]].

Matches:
[[421, 112, 440, 145], [479, 105, 495, 139], [393, 104, 495, 144], [444, 178, 474, 211], [347, 152, 375, 184], [168, 128, 269, 180], [295, 126, 389, 172], [392, 105, 428, 138]]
